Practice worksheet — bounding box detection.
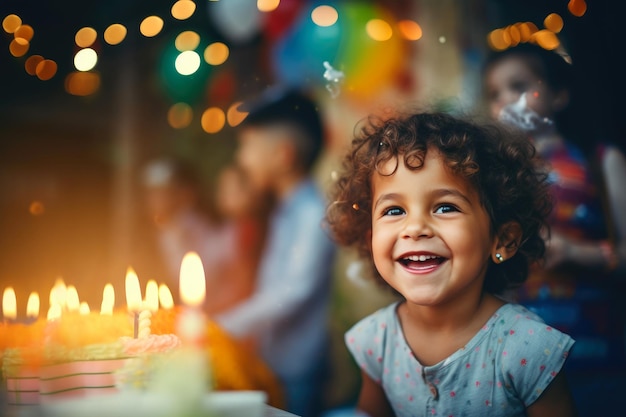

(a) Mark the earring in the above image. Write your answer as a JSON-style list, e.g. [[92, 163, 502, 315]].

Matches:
[[495, 253, 504, 263]]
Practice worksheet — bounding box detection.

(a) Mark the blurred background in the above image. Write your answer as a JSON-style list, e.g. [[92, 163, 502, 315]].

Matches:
[[0, 0, 623, 344]]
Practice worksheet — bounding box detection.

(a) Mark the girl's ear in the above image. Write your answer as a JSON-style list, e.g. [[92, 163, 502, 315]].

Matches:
[[491, 221, 523, 264]]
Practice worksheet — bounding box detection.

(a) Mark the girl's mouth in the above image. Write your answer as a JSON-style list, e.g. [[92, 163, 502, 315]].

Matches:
[[398, 254, 446, 272]]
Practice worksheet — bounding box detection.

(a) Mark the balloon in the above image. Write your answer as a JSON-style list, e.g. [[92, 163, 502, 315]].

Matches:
[[270, 0, 346, 89], [207, 0, 263, 44], [269, 1, 405, 100], [263, 0, 305, 42]]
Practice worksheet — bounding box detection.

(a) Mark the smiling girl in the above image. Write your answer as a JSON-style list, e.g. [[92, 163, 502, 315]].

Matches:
[[326, 111, 576, 417]]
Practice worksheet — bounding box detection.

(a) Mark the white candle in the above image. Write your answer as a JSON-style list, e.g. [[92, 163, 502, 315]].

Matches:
[[125, 267, 142, 338], [177, 252, 207, 345]]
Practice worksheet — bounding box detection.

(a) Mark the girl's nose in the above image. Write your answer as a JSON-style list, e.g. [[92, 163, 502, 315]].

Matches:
[[402, 213, 433, 240]]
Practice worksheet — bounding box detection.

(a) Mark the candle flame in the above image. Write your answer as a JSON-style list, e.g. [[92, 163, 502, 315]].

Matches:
[[26, 292, 40, 318], [179, 251, 206, 307], [125, 267, 142, 312], [100, 283, 115, 315], [47, 303, 62, 321], [2, 287, 17, 320], [49, 278, 67, 310], [79, 301, 90, 315], [66, 285, 80, 312], [158, 283, 174, 310], [144, 280, 159, 313]]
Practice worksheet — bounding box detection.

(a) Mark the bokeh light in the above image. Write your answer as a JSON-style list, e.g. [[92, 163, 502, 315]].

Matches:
[[366, 19, 393, 41], [517, 22, 537, 42], [9, 38, 29, 57], [14, 24, 34, 41], [544, 13, 564, 33], [36, 59, 57, 80], [311, 5, 338, 27], [487, 28, 511, 51], [171, 0, 196, 20], [104, 24, 127, 45], [533, 29, 560, 50], [174, 50, 201, 75], [506, 25, 521, 46], [167, 103, 193, 129], [75, 27, 97, 48], [175, 30, 200, 51], [74, 48, 98, 71], [257, 0, 280, 13], [2, 14, 22, 33], [29, 201, 45, 216], [204, 42, 229, 65], [568, 0, 587, 17], [397, 19, 422, 41], [140, 15, 164, 37], [226, 101, 247, 127], [25, 55, 44, 75], [65, 71, 101, 96], [201, 107, 226, 133]]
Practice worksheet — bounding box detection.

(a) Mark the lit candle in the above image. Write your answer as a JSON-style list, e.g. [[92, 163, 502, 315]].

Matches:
[[26, 292, 40, 323], [47, 304, 62, 321], [100, 283, 115, 315], [144, 280, 159, 313], [49, 278, 67, 312], [79, 302, 90, 315], [158, 284, 174, 310], [177, 252, 207, 345], [125, 267, 142, 338], [3, 287, 17, 322], [66, 285, 80, 313]]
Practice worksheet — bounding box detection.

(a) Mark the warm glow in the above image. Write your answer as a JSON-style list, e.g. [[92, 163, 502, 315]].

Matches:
[[487, 28, 511, 51], [171, 0, 197, 20], [258, 0, 280, 12], [167, 102, 193, 129], [9, 38, 29, 57], [366, 19, 393, 41], [14, 24, 34, 41], [25, 55, 44, 76], [311, 5, 338, 27], [140, 15, 164, 37], [49, 278, 67, 310], [204, 42, 229, 65], [65, 71, 101, 96], [104, 23, 127, 45], [544, 13, 564, 33], [75, 27, 97, 48], [517, 22, 537, 42], [175, 50, 201, 75], [47, 304, 62, 321], [26, 292, 40, 318], [2, 14, 22, 33], [397, 19, 422, 41], [506, 25, 521, 46], [158, 284, 174, 310], [79, 302, 90, 315], [533, 29, 560, 50], [2, 287, 17, 320], [74, 48, 98, 71], [29, 200, 45, 215], [66, 285, 80, 312], [201, 107, 226, 133], [144, 280, 159, 313], [175, 30, 200, 51], [101, 283, 115, 315], [125, 267, 142, 312], [179, 252, 206, 307], [36, 59, 57, 81], [568, 0, 587, 17], [227, 101, 248, 127]]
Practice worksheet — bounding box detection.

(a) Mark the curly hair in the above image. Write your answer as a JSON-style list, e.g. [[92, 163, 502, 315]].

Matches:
[[325, 111, 553, 295]]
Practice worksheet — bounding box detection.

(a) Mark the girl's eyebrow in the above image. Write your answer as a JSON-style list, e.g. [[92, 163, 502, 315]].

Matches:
[[373, 193, 402, 210]]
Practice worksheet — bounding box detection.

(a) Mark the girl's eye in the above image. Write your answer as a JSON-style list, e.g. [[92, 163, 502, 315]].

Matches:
[[434, 204, 458, 214], [383, 207, 404, 216], [512, 80, 528, 93]]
